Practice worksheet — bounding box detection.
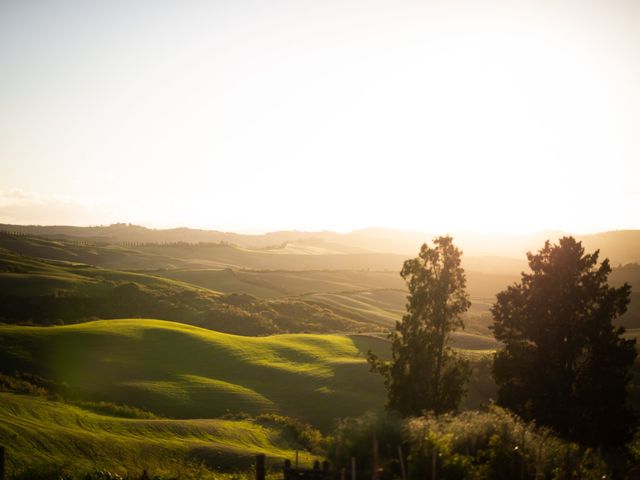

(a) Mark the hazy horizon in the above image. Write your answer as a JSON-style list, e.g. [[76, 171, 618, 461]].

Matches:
[[0, 218, 635, 238], [2, 1, 639, 234]]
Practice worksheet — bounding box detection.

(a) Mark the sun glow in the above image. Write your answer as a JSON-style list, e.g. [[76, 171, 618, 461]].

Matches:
[[1, 0, 638, 234]]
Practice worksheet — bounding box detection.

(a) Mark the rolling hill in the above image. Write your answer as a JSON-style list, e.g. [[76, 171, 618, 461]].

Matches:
[[0, 245, 381, 335], [0, 391, 316, 478], [0, 319, 499, 431], [0, 319, 390, 430], [3, 224, 639, 265], [3, 231, 638, 333]]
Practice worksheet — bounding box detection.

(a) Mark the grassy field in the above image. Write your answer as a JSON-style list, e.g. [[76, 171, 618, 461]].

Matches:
[[8, 233, 638, 332], [0, 320, 500, 431], [157, 269, 404, 298], [0, 245, 216, 297], [0, 247, 383, 335], [301, 290, 406, 326], [0, 239, 505, 335], [155, 269, 506, 333], [0, 391, 316, 478], [0, 319, 391, 430]]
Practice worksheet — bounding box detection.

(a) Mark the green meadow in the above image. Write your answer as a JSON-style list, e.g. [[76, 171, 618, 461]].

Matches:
[[0, 319, 390, 429], [0, 391, 316, 478]]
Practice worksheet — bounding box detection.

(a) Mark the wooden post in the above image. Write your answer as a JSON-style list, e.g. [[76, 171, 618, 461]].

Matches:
[[397, 445, 407, 480], [283, 459, 292, 480], [351, 457, 356, 480], [431, 447, 437, 480], [372, 434, 379, 480], [256, 454, 266, 480], [340, 467, 346, 480], [0, 445, 4, 480], [520, 429, 526, 480], [334, 442, 341, 480]]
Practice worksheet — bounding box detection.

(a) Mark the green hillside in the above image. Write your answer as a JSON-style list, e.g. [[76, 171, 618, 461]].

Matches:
[[0, 391, 315, 478], [301, 291, 405, 326], [2, 231, 636, 335], [158, 269, 404, 297], [0, 244, 213, 297], [0, 319, 390, 430], [0, 247, 379, 335]]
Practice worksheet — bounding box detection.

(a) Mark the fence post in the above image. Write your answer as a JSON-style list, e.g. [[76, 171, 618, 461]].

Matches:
[[283, 459, 291, 480], [0, 445, 4, 480], [372, 434, 378, 480], [431, 446, 437, 480], [334, 442, 341, 480], [351, 457, 356, 480], [397, 445, 406, 480], [256, 454, 266, 480]]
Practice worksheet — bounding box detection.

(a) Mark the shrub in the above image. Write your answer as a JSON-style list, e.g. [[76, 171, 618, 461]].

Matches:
[[325, 411, 407, 479], [325, 408, 637, 480], [255, 413, 324, 453]]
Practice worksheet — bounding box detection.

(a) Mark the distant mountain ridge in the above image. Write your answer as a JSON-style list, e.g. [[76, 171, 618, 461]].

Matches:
[[1, 223, 639, 264]]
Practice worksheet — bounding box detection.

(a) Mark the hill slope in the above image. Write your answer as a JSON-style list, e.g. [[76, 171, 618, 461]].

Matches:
[[0, 319, 390, 429], [4, 224, 639, 264], [0, 391, 314, 477], [0, 246, 380, 335]]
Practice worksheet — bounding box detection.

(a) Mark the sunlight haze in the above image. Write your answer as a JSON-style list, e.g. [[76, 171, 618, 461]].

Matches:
[[1, 0, 639, 234]]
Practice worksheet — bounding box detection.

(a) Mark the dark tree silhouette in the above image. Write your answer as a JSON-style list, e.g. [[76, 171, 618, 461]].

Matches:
[[491, 237, 637, 447], [369, 236, 471, 415]]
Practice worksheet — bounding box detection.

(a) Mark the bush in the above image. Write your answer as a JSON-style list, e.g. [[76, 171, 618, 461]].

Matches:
[[255, 413, 324, 453], [70, 400, 157, 419], [326, 408, 637, 480], [325, 411, 407, 479]]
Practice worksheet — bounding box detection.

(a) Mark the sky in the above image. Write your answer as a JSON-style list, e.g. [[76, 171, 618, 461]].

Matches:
[[1, 0, 639, 234]]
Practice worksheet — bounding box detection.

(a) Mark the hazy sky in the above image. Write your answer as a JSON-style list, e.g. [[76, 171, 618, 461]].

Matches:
[[1, 0, 639, 233]]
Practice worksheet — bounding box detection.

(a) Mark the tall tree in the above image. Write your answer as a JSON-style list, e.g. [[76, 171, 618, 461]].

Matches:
[[491, 237, 637, 447], [369, 236, 471, 415]]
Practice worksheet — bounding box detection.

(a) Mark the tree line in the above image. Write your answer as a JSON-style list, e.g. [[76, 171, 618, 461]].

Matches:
[[368, 235, 637, 449]]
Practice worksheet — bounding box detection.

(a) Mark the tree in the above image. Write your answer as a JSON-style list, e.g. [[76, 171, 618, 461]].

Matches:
[[369, 236, 471, 416], [491, 237, 637, 447]]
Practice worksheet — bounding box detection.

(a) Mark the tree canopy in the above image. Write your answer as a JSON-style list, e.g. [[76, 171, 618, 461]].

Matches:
[[491, 236, 637, 447], [369, 236, 471, 416]]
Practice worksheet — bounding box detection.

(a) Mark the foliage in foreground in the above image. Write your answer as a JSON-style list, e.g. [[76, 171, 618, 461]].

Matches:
[[0, 391, 316, 480], [8, 465, 238, 480], [327, 408, 640, 480]]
